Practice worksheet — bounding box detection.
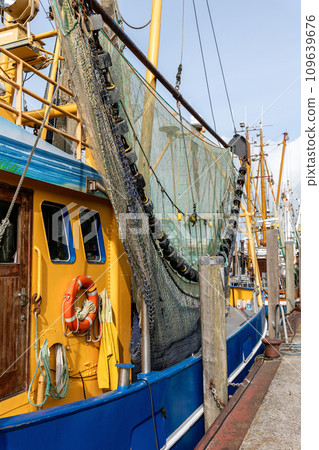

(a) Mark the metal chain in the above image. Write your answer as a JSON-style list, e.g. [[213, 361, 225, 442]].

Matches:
[[210, 379, 225, 411], [228, 378, 250, 388]]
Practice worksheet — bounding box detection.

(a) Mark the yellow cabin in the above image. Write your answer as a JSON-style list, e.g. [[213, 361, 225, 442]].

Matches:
[[0, 119, 131, 416]]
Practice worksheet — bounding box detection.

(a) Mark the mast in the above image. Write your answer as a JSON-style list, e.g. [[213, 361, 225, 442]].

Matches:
[[140, 0, 162, 373], [245, 126, 252, 216], [259, 123, 267, 244], [146, 0, 163, 89], [241, 204, 263, 306], [139, 0, 163, 195], [276, 132, 288, 206], [244, 125, 254, 265]]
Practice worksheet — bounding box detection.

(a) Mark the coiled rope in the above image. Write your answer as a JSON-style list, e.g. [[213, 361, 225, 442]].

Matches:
[[28, 311, 69, 407]]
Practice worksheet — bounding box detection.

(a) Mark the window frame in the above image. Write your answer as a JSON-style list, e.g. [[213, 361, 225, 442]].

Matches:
[[79, 208, 106, 264], [41, 201, 76, 264]]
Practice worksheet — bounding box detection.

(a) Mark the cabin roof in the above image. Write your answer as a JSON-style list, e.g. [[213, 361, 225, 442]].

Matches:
[[0, 117, 104, 194]]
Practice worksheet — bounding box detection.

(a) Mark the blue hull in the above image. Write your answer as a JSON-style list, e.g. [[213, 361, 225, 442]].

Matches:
[[0, 306, 266, 450]]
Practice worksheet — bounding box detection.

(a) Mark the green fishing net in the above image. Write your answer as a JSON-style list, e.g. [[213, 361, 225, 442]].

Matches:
[[51, 0, 236, 370]]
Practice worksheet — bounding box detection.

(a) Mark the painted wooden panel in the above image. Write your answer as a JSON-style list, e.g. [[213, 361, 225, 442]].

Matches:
[[0, 184, 32, 400], [0, 117, 104, 194]]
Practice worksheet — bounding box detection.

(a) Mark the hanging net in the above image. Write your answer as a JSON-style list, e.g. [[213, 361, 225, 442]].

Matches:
[[51, 0, 237, 371]]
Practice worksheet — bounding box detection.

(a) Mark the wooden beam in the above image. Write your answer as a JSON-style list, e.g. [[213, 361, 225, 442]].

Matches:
[[266, 228, 279, 338], [199, 256, 227, 431], [285, 240, 295, 314]]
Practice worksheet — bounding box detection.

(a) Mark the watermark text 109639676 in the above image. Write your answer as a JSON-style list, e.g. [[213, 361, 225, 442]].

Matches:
[[305, 15, 316, 186]]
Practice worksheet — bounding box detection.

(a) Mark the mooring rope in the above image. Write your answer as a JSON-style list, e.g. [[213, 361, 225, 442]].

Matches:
[[28, 311, 69, 407]]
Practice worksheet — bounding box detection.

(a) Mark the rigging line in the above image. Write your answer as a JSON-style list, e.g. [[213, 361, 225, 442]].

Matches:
[[40, 0, 55, 29], [121, 91, 208, 223], [205, 0, 236, 133], [118, 8, 151, 30], [192, 0, 217, 131], [121, 17, 151, 30], [177, 104, 195, 205], [180, 0, 185, 64], [175, 0, 185, 90], [250, 76, 300, 128], [178, 147, 232, 203], [116, 93, 185, 215], [101, 29, 222, 148], [140, 379, 160, 450]]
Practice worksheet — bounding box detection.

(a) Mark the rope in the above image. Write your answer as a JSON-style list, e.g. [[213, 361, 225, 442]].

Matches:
[[175, 0, 184, 90], [120, 14, 151, 30], [0, 70, 64, 247], [116, 0, 150, 30], [205, 0, 236, 133], [140, 379, 160, 450], [177, 102, 195, 205], [100, 29, 220, 148], [116, 90, 184, 215], [39, 0, 55, 29], [91, 294, 103, 343], [192, 0, 217, 131], [28, 312, 69, 407]]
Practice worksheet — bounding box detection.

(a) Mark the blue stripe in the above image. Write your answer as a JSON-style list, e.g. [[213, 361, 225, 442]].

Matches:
[[0, 117, 104, 194]]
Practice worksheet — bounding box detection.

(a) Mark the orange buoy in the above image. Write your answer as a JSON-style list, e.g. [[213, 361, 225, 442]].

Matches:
[[63, 275, 98, 333]]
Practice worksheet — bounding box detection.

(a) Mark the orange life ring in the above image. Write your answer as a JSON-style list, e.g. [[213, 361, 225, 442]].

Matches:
[[63, 275, 98, 333]]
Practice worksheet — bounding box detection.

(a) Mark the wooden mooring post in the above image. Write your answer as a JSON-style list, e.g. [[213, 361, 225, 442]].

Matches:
[[266, 229, 279, 338], [285, 241, 295, 314], [199, 256, 228, 432]]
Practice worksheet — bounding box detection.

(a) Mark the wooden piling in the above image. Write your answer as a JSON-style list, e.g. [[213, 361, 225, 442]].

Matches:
[[199, 256, 228, 432], [285, 241, 295, 314], [266, 229, 279, 339]]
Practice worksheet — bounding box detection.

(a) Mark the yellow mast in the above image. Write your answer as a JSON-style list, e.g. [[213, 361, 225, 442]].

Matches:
[[241, 203, 263, 307], [146, 0, 163, 89], [259, 124, 267, 244], [139, 0, 163, 195], [244, 126, 254, 265], [245, 126, 252, 216], [140, 0, 163, 373], [276, 132, 288, 206]]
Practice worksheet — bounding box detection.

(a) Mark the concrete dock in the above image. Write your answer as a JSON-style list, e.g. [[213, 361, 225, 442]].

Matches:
[[240, 334, 301, 449], [195, 317, 301, 450]]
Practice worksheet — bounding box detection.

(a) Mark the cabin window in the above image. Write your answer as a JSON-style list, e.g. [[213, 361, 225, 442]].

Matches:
[[41, 201, 75, 263], [79, 208, 105, 263], [0, 201, 19, 263]]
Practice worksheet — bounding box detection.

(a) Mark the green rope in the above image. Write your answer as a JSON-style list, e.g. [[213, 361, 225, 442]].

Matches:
[[28, 312, 69, 407]]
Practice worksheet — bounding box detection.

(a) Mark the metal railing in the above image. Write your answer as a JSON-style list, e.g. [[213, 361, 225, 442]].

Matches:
[[0, 45, 88, 157]]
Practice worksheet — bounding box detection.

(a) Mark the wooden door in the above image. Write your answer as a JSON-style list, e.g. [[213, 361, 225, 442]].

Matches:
[[0, 183, 32, 400]]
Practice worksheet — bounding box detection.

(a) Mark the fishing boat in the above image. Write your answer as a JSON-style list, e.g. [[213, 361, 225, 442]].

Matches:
[[0, 1, 266, 448]]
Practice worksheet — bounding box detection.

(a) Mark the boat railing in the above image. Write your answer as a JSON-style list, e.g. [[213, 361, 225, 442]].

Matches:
[[0, 45, 87, 157]]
